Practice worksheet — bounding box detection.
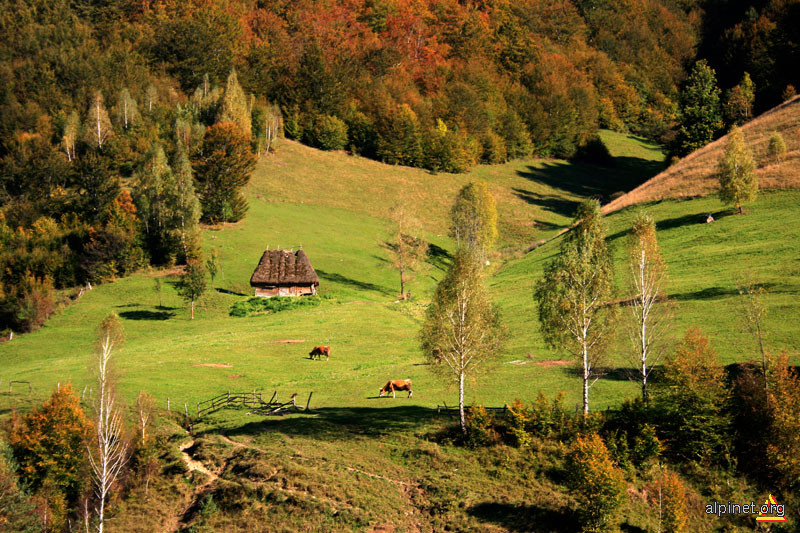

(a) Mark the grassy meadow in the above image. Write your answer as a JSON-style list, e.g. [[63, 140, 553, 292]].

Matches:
[[1, 132, 798, 531]]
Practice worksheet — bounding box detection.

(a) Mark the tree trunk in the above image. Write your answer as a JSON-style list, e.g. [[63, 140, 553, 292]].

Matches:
[[399, 267, 405, 299], [459, 372, 467, 435], [191, 300, 195, 320], [583, 342, 590, 416]]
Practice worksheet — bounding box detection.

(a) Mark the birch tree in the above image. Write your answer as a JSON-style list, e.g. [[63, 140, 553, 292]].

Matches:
[[145, 83, 157, 112], [737, 273, 770, 392], [112, 88, 139, 130], [88, 313, 128, 533], [449, 181, 498, 261], [84, 91, 113, 149], [420, 249, 504, 434], [264, 103, 282, 154], [535, 199, 616, 416], [62, 111, 80, 161], [627, 212, 671, 404]]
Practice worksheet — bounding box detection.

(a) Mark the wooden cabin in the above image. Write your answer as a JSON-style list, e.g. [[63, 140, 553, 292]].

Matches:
[[249, 249, 320, 298]]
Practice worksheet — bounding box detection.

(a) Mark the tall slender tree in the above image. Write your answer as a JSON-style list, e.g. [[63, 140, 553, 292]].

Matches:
[[178, 257, 207, 319], [718, 126, 757, 214], [173, 149, 201, 261], [133, 144, 177, 261], [535, 199, 616, 416], [112, 88, 139, 130], [218, 69, 251, 137], [84, 91, 113, 149], [627, 211, 671, 404], [62, 111, 80, 161], [88, 313, 128, 533], [737, 273, 769, 392], [420, 249, 504, 434]]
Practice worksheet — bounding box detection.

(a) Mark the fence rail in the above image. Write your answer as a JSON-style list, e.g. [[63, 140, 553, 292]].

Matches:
[[436, 403, 507, 417], [196, 390, 312, 418]]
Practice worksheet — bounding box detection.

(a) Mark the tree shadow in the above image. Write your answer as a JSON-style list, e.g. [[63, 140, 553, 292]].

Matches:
[[118, 310, 175, 320], [606, 209, 735, 242], [197, 406, 439, 442], [217, 287, 246, 296], [517, 156, 665, 205], [315, 270, 393, 296], [426, 243, 452, 272], [512, 188, 580, 218], [669, 286, 741, 301], [467, 502, 579, 532], [565, 366, 635, 382]]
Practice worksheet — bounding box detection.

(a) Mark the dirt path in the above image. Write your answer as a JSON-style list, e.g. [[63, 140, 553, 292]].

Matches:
[[162, 439, 224, 532]]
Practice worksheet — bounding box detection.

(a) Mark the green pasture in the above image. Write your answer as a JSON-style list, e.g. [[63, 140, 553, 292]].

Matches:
[[2, 133, 797, 421]]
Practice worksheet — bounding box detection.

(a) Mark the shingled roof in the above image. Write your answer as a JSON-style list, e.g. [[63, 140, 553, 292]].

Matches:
[[250, 249, 320, 287]]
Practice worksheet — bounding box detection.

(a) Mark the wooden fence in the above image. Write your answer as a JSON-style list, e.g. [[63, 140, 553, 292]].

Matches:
[[196, 390, 313, 418], [436, 403, 507, 417]]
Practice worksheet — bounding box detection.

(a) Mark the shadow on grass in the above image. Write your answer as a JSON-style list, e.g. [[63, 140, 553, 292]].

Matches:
[[513, 188, 580, 218], [517, 157, 664, 204], [565, 366, 634, 382], [316, 269, 393, 296], [200, 406, 440, 442], [669, 286, 740, 301], [217, 287, 246, 296], [606, 209, 735, 242], [426, 243, 452, 272], [119, 310, 175, 320], [468, 502, 579, 532]]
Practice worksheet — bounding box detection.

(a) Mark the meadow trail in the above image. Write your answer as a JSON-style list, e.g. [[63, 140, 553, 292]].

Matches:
[[170, 439, 224, 532]]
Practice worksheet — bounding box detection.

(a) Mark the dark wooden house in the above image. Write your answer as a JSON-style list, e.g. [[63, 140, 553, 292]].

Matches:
[[250, 249, 320, 298]]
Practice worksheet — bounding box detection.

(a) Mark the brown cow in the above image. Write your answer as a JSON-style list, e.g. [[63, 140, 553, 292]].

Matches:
[[379, 379, 413, 398], [309, 345, 331, 361]]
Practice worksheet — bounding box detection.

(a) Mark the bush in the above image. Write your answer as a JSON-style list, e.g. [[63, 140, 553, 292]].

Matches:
[[566, 433, 626, 532], [767, 131, 786, 161], [307, 115, 348, 151], [659, 470, 689, 533], [230, 295, 325, 317], [481, 131, 507, 164], [465, 404, 499, 447]]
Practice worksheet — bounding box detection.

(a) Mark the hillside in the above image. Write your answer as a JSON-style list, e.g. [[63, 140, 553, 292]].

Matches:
[[605, 95, 800, 212]]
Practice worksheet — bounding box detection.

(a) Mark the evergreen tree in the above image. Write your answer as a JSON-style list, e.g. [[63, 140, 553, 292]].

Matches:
[[718, 126, 757, 214], [218, 69, 251, 137], [535, 199, 616, 416], [420, 249, 504, 434], [84, 90, 113, 149], [675, 60, 722, 156]]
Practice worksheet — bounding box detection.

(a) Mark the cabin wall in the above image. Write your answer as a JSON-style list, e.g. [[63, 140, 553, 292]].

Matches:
[[253, 285, 317, 298]]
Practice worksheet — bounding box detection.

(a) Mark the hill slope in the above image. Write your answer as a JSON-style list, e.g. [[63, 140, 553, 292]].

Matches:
[[605, 95, 800, 213]]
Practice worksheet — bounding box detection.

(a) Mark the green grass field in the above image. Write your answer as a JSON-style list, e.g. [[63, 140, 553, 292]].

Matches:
[[1, 133, 797, 414], [3, 132, 797, 531]]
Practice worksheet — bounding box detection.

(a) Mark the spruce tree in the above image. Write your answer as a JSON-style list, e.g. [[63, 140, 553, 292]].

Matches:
[[173, 149, 201, 261], [675, 60, 722, 156], [718, 126, 757, 214]]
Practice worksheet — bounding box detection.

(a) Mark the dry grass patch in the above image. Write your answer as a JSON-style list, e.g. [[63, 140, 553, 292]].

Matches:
[[606, 95, 800, 213]]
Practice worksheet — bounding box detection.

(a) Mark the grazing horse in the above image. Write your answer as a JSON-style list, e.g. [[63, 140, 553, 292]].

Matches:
[[309, 345, 331, 361], [379, 379, 413, 398]]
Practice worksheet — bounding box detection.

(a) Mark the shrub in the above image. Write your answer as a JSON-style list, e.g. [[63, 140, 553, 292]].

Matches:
[[507, 399, 534, 449], [659, 469, 689, 533], [308, 115, 348, 151], [767, 131, 786, 161], [230, 295, 325, 317], [566, 433, 626, 532], [465, 404, 499, 447]]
